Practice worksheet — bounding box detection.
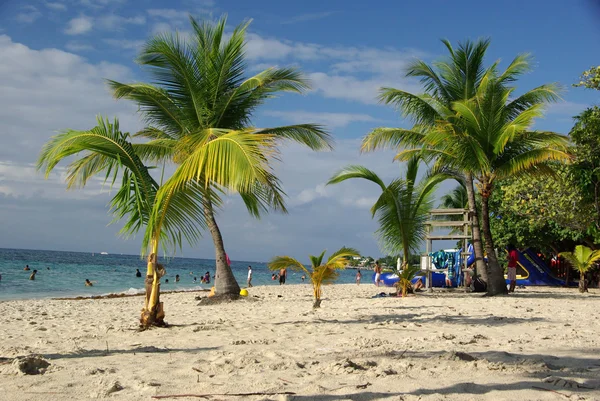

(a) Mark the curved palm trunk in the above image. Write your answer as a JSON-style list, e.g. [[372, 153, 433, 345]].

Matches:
[[204, 199, 240, 297], [480, 179, 507, 296], [140, 239, 166, 328], [465, 173, 488, 285]]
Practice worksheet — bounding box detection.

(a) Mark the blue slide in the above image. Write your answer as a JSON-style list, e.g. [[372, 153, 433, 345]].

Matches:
[[511, 248, 577, 286]]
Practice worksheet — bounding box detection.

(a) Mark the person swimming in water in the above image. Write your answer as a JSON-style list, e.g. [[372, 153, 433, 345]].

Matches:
[[24, 265, 30, 271], [85, 279, 93, 286], [29, 270, 37, 280], [175, 274, 180, 282], [135, 269, 142, 278]]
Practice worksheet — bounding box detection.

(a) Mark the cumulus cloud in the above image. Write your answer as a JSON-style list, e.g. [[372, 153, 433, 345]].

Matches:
[[65, 41, 94, 52], [264, 111, 378, 128], [16, 6, 42, 23], [545, 100, 589, 117], [103, 39, 145, 50], [97, 14, 146, 30], [45, 2, 67, 11], [281, 11, 336, 25], [64, 16, 93, 35], [0, 35, 140, 161]]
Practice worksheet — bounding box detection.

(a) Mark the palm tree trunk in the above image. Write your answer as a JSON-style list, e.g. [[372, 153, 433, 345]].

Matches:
[[204, 198, 240, 297], [480, 179, 507, 296], [140, 239, 165, 328], [465, 173, 488, 285], [579, 273, 586, 293]]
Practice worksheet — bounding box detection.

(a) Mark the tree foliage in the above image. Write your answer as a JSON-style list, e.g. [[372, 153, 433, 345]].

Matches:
[[569, 106, 600, 238], [488, 164, 595, 252], [574, 66, 600, 90]]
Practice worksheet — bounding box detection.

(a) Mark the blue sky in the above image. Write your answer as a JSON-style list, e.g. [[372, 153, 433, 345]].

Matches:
[[0, 0, 598, 261]]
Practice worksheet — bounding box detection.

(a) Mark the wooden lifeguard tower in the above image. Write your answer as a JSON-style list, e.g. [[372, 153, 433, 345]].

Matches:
[[421, 208, 472, 291]]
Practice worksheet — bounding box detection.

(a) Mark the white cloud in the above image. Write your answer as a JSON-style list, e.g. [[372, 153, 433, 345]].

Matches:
[[45, 2, 67, 11], [16, 6, 42, 23], [265, 110, 378, 128], [282, 11, 336, 25], [97, 14, 146, 30], [147, 8, 190, 22], [64, 16, 93, 35], [65, 41, 94, 52], [104, 39, 145, 50], [546, 100, 589, 117], [0, 35, 140, 162], [152, 22, 174, 35]]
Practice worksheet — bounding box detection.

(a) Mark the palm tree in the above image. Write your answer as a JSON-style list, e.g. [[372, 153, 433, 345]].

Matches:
[[327, 156, 445, 274], [439, 76, 570, 294], [561, 245, 600, 293], [361, 40, 566, 295], [37, 117, 208, 327], [397, 265, 422, 297], [360, 39, 494, 284], [268, 247, 360, 308], [107, 16, 332, 297]]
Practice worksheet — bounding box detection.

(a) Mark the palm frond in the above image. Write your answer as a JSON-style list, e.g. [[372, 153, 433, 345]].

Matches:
[[327, 165, 387, 191], [268, 256, 309, 274]]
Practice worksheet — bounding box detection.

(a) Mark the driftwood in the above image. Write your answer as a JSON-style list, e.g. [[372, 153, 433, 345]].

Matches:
[[152, 392, 296, 399]]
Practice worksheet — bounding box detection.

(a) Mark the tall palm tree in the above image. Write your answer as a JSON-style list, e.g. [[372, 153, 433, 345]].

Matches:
[[361, 40, 564, 294], [327, 156, 445, 271], [360, 39, 494, 283], [561, 245, 600, 293], [269, 247, 359, 308], [108, 16, 332, 297], [37, 117, 209, 327], [441, 76, 570, 294]]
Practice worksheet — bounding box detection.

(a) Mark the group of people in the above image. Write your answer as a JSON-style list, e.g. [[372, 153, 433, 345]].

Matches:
[[270, 267, 287, 285]]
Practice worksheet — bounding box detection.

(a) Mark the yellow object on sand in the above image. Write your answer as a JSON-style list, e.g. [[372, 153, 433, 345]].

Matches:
[[208, 287, 215, 297], [240, 289, 248, 297]]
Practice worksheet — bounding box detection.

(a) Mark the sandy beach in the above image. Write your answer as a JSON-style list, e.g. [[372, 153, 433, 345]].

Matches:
[[1, 284, 600, 401]]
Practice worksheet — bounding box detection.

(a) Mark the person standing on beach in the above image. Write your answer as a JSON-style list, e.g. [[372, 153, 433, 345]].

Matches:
[[29, 270, 37, 280], [374, 261, 382, 287], [356, 269, 362, 285], [247, 265, 253, 287], [279, 268, 287, 285], [507, 244, 518, 293]]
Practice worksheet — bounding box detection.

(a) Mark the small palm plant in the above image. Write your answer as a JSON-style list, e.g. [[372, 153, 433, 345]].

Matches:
[[561, 245, 600, 293], [269, 247, 359, 308], [395, 264, 422, 297]]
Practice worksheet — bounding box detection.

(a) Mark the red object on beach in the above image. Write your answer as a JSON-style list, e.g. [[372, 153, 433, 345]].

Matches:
[[226, 253, 231, 267]]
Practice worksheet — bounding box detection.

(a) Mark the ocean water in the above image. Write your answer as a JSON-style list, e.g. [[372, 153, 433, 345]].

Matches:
[[0, 248, 360, 301]]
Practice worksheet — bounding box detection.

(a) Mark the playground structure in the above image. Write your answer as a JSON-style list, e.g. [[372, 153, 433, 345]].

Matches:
[[373, 208, 578, 289], [374, 208, 473, 290], [513, 248, 577, 286], [420, 208, 472, 290]]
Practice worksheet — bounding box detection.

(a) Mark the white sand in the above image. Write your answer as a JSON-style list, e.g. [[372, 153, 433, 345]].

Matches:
[[1, 284, 600, 401]]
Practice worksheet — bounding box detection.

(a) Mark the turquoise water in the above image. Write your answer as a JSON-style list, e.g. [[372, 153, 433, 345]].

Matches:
[[0, 248, 360, 301]]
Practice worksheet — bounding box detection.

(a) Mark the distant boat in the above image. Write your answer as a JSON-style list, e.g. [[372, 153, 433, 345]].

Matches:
[[100, 252, 109, 255]]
